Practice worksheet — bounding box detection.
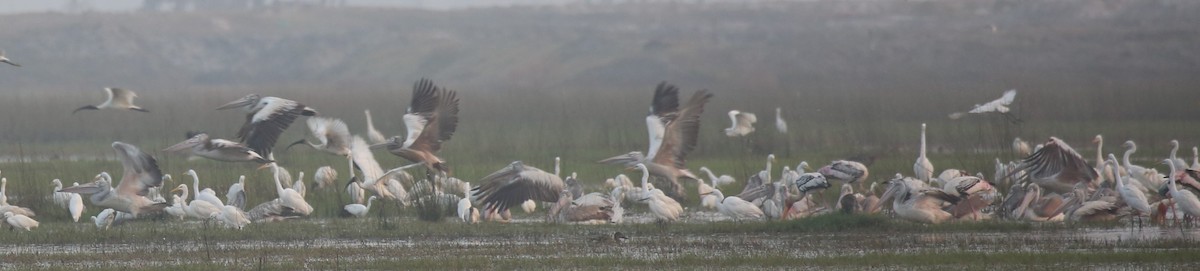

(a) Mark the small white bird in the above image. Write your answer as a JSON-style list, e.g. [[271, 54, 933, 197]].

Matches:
[[4, 211, 38, 231], [948, 89, 1019, 123], [72, 87, 149, 114], [724, 110, 757, 137], [343, 196, 378, 218], [0, 49, 21, 67], [774, 107, 787, 133]]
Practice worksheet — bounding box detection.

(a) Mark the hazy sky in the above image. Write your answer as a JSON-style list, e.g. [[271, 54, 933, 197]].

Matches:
[[0, 0, 579, 14]]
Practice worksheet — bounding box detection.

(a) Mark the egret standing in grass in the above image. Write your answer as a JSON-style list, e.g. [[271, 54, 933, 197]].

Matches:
[[72, 88, 149, 114], [342, 196, 377, 218], [914, 123, 934, 183], [4, 212, 38, 231]]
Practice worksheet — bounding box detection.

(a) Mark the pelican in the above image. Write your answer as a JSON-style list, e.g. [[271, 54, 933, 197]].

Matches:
[[835, 184, 861, 214], [1166, 159, 1200, 221], [287, 117, 352, 157], [600, 86, 712, 201], [914, 123, 934, 183], [213, 205, 251, 229], [372, 78, 461, 176], [1012, 184, 1068, 222], [59, 142, 167, 217], [0, 50, 20, 67], [217, 93, 317, 159], [246, 199, 305, 223], [183, 170, 223, 207], [547, 190, 614, 224], [471, 161, 564, 216], [342, 196, 377, 218], [164, 132, 270, 163], [774, 107, 787, 133], [4, 212, 38, 231], [68, 193, 85, 222], [761, 185, 790, 218], [881, 179, 959, 224], [1011, 137, 1098, 194], [1013, 137, 1032, 157], [457, 198, 480, 223], [72, 87, 149, 114], [948, 89, 1019, 123], [227, 176, 246, 210], [313, 166, 337, 189], [51, 179, 72, 208], [818, 160, 869, 190], [364, 109, 388, 144], [724, 110, 757, 137], [270, 163, 313, 216]]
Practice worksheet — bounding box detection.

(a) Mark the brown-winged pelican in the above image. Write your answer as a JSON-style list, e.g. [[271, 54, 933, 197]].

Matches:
[[600, 83, 712, 201], [1011, 137, 1099, 194], [470, 161, 564, 216], [372, 78, 461, 176]]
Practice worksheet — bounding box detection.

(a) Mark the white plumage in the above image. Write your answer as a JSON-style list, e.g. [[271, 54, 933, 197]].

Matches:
[[724, 110, 757, 137], [774, 107, 787, 133], [344, 196, 377, 218], [5, 211, 39, 231]]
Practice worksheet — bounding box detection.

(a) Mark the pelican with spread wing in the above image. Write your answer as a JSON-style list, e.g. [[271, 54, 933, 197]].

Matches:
[[59, 142, 168, 217]]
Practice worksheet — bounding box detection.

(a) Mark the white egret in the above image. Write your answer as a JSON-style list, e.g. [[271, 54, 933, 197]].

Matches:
[[458, 198, 480, 223], [270, 163, 313, 216], [914, 123, 934, 183], [342, 196, 377, 218], [227, 176, 246, 210], [183, 169, 223, 207], [68, 193, 85, 222], [4, 212, 38, 231], [948, 89, 1018, 123], [633, 163, 683, 223], [287, 117, 352, 157], [774, 107, 787, 133]]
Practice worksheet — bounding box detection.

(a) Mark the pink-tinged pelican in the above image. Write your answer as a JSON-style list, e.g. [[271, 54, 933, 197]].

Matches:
[[59, 142, 168, 217], [1011, 137, 1099, 194], [372, 78, 461, 177]]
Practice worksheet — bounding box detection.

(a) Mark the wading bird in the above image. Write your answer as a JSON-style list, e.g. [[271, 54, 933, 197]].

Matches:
[[342, 196, 377, 218], [633, 163, 683, 223], [164, 132, 270, 163], [269, 163, 313, 216], [724, 110, 756, 137], [213, 205, 251, 229], [365, 109, 388, 144], [775, 107, 787, 133], [59, 142, 167, 217], [914, 123, 934, 183], [372, 78, 461, 177], [227, 176, 246, 210], [217, 94, 317, 159], [4, 212, 38, 231], [1011, 137, 1099, 194], [72, 88, 149, 114]]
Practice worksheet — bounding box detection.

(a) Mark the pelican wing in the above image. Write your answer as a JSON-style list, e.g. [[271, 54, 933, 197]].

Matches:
[[236, 97, 313, 158], [1016, 137, 1098, 192], [108, 88, 138, 108], [651, 90, 713, 169], [111, 142, 164, 197], [645, 83, 680, 159], [307, 117, 351, 153], [471, 162, 565, 212], [402, 78, 460, 153]]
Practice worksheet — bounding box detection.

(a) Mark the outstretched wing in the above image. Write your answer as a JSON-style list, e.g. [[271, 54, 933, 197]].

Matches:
[[402, 78, 460, 153], [237, 97, 312, 158], [652, 90, 713, 169], [111, 142, 164, 197], [471, 162, 565, 212]]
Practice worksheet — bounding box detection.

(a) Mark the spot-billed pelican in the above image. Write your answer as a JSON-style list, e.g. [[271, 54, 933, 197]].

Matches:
[[313, 166, 337, 189], [0, 50, 20, 67], [882, 179, 960, 224], [774, 107, 787, 133], [372, 78, 461, 176], [1012, 184, 1068, 222], [4, 212, 38, 231], [183, 170, 223, 207], [58, 142, 167, 217], [947, 89, 1019, 123], [471, 161, 564, 216], [213, 205, 251, 230], [600, 85, 712, 201], [364, 109, 388, 144], [288, 117, 352, 157], [246, 199, 304, 223], [547, 190, 614, 224], [1011, 137, 1099, 193], [165, 132, 270, 164], [269, 163, 313, 216], [73, 87, 148, 114], [724, 110, 756, 137], [227, 176, 246, 210], [217, 94, 317, 159], [914, 123, 934, 183], [68, 193, 85, 222], [342, 196, 377, 218]]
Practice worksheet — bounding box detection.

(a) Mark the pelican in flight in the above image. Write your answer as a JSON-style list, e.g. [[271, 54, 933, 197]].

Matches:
[[73, 88, 149, 114], [0, 50, 20, 67], [1010, 137, 1098, 194], [4, 212, 38, 231], [914, 123, 934, 183], [288, 117, 352, 157], [164, 132, 271, 163], [774, 107, 787, 133], [600, 83, 712, 201], [59, 142, 168, 217], [217, 93, 317, 159], [471, 161, 565, 217], [365, 109, 388, 144], [372, 78, 461, 176], [724, 110, 757, 137], [948, 89, 1019, 123]]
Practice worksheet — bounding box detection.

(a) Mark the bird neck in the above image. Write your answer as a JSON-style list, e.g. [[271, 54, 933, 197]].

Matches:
[[920, 127, 927, 157], [191, 174, 201, 196], [272, 164, 286, 194]]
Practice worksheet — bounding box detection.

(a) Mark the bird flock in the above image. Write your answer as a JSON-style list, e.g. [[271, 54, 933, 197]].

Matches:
[[0, 54, 1195, 233]]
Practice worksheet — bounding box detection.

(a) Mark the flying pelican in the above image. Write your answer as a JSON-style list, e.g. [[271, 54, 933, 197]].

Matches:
[[1013, 137, 1032, 157], [0, 50, 20, 67], [287, 117, 352, 157], [948, 89, 1019, 123], [342, 196, 377, 218], [372, 78, 461, 176], [312, 166, 337, 189], [914, 123, 934, 183], [183, 170, 223, 207], [774, 107, 787, 133], [600, 85, 712, 201], [59, 142, 167, 217], [724, 110, 757, 137], [633, 163, 684, 223], [4, 212, 38, 231], [471, 161, 564, 216], [213, 205, 251, 229], [1011, 137, 1099, 193], [217, 93, 317, 159], [68, 193, 85, 222], [72, 88, 149, 114], [1166, 159, 1200, 223], [269, 163, 313, 216], [364, 109, 388, 144], [165, 132, 270, 163], [818, 160, 869, 191], [227, 176, 246, 210], [457, 198, 480, 223]]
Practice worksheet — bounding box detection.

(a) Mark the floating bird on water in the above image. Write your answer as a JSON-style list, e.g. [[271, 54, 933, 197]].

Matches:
[[73, 88, 149, 114], [217, 94, 317, 159], [373, 78, 461, 177], [164, 132, 271, 164]]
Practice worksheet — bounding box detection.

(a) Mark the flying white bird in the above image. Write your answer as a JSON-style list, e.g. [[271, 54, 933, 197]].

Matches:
[[725, 110, 757, 137], [948, 89, 1019, 123], [72, 88, 149, 114], [0, 50, 20, 67]]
